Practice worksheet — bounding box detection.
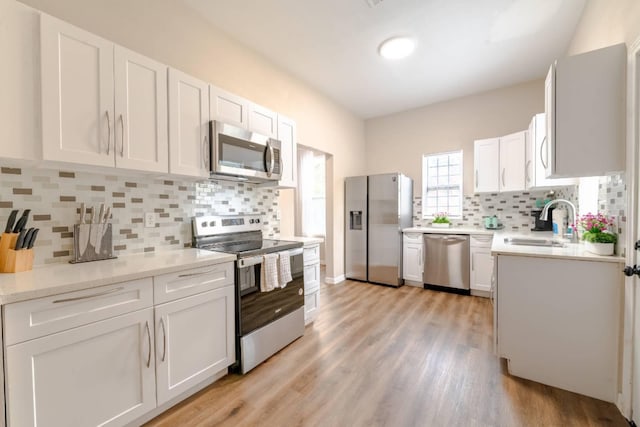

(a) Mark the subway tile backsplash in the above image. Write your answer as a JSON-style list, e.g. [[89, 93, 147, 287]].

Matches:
[[413, 187, 577, 231], [0, 166, 280, 266]]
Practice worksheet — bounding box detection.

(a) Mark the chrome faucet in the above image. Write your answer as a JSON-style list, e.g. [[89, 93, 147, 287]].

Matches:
[[540, 199, 578, 243]]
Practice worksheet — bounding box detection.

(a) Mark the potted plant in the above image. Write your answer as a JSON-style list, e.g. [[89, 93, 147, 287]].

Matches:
[[432, 212, 451, 228], [576, 213, 617, 256]]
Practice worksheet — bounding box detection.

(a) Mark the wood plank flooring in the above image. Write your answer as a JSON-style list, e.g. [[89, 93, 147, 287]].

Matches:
[[145, 279, 628, 427]]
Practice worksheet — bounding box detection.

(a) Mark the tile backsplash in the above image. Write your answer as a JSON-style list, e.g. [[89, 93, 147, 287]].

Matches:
[[0, 166, 280, 265], [413, 187, 577, 231]]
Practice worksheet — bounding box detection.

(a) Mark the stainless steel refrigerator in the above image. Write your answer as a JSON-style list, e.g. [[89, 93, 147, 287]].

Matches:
[[345, 173, 413, 287]]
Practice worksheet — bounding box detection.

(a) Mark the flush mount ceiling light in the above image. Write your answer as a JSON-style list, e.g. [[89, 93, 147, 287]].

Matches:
[[378, 37, 415, 60]]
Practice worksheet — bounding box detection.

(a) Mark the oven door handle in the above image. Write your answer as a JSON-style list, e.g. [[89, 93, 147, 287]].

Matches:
[[238, 256, 263, 268], [289, 248, 303, 257]]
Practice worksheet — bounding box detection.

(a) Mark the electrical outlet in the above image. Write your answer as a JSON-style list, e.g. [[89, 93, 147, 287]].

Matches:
[[144, 212, 156, 228]]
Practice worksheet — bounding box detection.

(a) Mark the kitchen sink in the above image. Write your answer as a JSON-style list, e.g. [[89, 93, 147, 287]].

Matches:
[[503, 237, 567, 248]]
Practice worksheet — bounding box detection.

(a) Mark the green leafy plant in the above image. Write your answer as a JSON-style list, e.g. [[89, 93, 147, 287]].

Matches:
[[577, 213, 617, 244], [582, 231, 617, 244], [433, 212, 450, 224]]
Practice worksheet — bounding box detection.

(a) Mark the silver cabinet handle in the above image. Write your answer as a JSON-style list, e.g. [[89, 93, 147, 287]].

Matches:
[[160, 317, 167, 362], [501, 168, 506, 187], [202, 135, 208, 169], [471, 254, 474, 271], [119, 114, 125, 157], [177, 269, 216, 278], [105, 110, 111, 155], [145, 320, 151, 368], [475, 170, 478, 188], [52, 286, 124, 304], [525, 160, 531, 183], [540, 136, 548, 169]]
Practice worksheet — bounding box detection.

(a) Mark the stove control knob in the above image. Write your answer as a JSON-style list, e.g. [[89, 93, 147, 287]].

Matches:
[[298, 288, 303, 296], [201, 221, 207, 227], [209, 221, 215, 227], [249, 219, 254, 224], [255, 219, 261, 224]]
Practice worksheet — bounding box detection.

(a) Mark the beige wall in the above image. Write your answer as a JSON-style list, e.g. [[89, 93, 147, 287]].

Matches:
[[19, 0, 366, 280], [567, 0, 640, 55], [364, 79, 544, 196]]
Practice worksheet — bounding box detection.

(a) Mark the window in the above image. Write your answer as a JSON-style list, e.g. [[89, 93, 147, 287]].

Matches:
[[297, 147, 326, 237], [422, 150, 463, 218]]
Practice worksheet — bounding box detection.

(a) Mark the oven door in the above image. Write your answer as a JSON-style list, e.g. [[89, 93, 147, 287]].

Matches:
[[237, 248, 304, 335], [211, 120, 282, 180]]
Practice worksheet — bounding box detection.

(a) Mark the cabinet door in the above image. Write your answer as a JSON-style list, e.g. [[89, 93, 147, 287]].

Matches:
[[304, 291, 320, 325], [499, 131, 526, 192], [470, 249, 493, 293], [210, 85, 248, 128], [6, 308, 156, 427], [168, 69, 210, 178], [0, 1, 40, 161], [41, 14, 115, 167], [473, 138, 499, 193], [248, 103, 277, 138], [155, 286, 235, 405], [544, 65, 555, 178], [402, 242, 423, 282], [277, 115, 297, 188], [114, 46, 168, 173]]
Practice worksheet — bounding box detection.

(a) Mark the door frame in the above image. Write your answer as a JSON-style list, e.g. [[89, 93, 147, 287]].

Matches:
[[622, 35, 640, 420]]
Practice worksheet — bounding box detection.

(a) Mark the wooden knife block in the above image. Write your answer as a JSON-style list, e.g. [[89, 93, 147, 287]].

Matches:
[[0, 232, 34, 273]]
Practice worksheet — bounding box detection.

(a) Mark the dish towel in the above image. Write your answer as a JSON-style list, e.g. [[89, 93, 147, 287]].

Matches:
[[261, 253, 279, 292], [278, 250, 292, 288]]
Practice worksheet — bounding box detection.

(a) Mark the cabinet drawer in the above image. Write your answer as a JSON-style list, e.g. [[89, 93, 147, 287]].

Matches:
[[303, 245, 320, 265], [403, 232, 423, 243], [304, 263, 320, 294], [304, 290, 319, 324], [470, 234, 494, 248], [154, 262, 234, 305], [4, 278, 153, 346]]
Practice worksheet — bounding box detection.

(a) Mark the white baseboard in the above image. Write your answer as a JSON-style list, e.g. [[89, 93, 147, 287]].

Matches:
[[325, 274, 345, 284]]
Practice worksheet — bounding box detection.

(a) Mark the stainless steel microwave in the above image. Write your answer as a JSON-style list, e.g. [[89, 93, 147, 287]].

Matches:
[[209, 120, 282, 182]]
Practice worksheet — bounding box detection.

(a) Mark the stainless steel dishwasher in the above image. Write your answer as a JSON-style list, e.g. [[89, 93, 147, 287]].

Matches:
[[423, 234, 470, 291]]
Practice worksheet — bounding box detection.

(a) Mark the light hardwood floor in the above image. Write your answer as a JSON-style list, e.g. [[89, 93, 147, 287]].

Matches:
[[145, 279, 628, 427]]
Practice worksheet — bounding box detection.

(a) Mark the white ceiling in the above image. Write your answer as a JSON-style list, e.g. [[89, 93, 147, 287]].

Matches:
[[183, 0, 586, 119]]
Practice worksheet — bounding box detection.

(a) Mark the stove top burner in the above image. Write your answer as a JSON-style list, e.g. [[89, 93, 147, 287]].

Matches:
[[201, 239, 302, 257]]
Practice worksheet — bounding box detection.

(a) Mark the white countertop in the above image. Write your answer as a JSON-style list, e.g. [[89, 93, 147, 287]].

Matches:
[[0, 249, 236, 305], [279, 236, 324, 247], [403, 226, 495, 235], [491, 231, 624, 264]]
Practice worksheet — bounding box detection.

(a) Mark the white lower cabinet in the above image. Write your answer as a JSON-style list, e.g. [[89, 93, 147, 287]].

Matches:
[[402, 232, 423, 285], [303, 243, 321, 325], [6, 308, 156, 427], [470, 234, 494, 296], [154, 286, 235, 405]]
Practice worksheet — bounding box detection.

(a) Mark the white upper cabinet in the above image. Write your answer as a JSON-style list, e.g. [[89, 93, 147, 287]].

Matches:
[[498, 131, 526, 193], [545, 44, 626, 178], [474, 138, 500, 193], [114, 46, 168, 172], [248, 102, 278, 138], [277, 114, 297, 188], [526, 113, 576, 189], [168, 69, 210, 178], [41, 14, 115, 168], [41, 14, 169, 173], [210, 85, 249, 128], [474, 133, 526, 194], [0, 1, 41, 162]]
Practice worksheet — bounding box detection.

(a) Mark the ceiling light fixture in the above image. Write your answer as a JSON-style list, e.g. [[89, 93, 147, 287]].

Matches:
[[378, 37, 415, 60]]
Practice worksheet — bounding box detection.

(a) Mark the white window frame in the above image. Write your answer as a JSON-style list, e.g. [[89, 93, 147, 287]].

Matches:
[[422, 150, 463, 219]]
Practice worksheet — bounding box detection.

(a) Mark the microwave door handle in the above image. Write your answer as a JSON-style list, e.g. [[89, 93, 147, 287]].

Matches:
[[270, 142, 276, 176], [264, 140, 274, 177]]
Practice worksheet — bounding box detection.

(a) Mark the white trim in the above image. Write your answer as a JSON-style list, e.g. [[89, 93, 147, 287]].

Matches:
[[621, 35, 640, 421], [324, 275, 345, 284]]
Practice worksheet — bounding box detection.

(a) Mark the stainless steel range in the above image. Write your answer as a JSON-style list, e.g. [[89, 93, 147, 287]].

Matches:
[[192, 214, 304, 374]]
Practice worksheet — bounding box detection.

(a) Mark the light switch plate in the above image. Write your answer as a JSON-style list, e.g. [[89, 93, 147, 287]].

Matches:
[[144, 212, 156, 228]]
